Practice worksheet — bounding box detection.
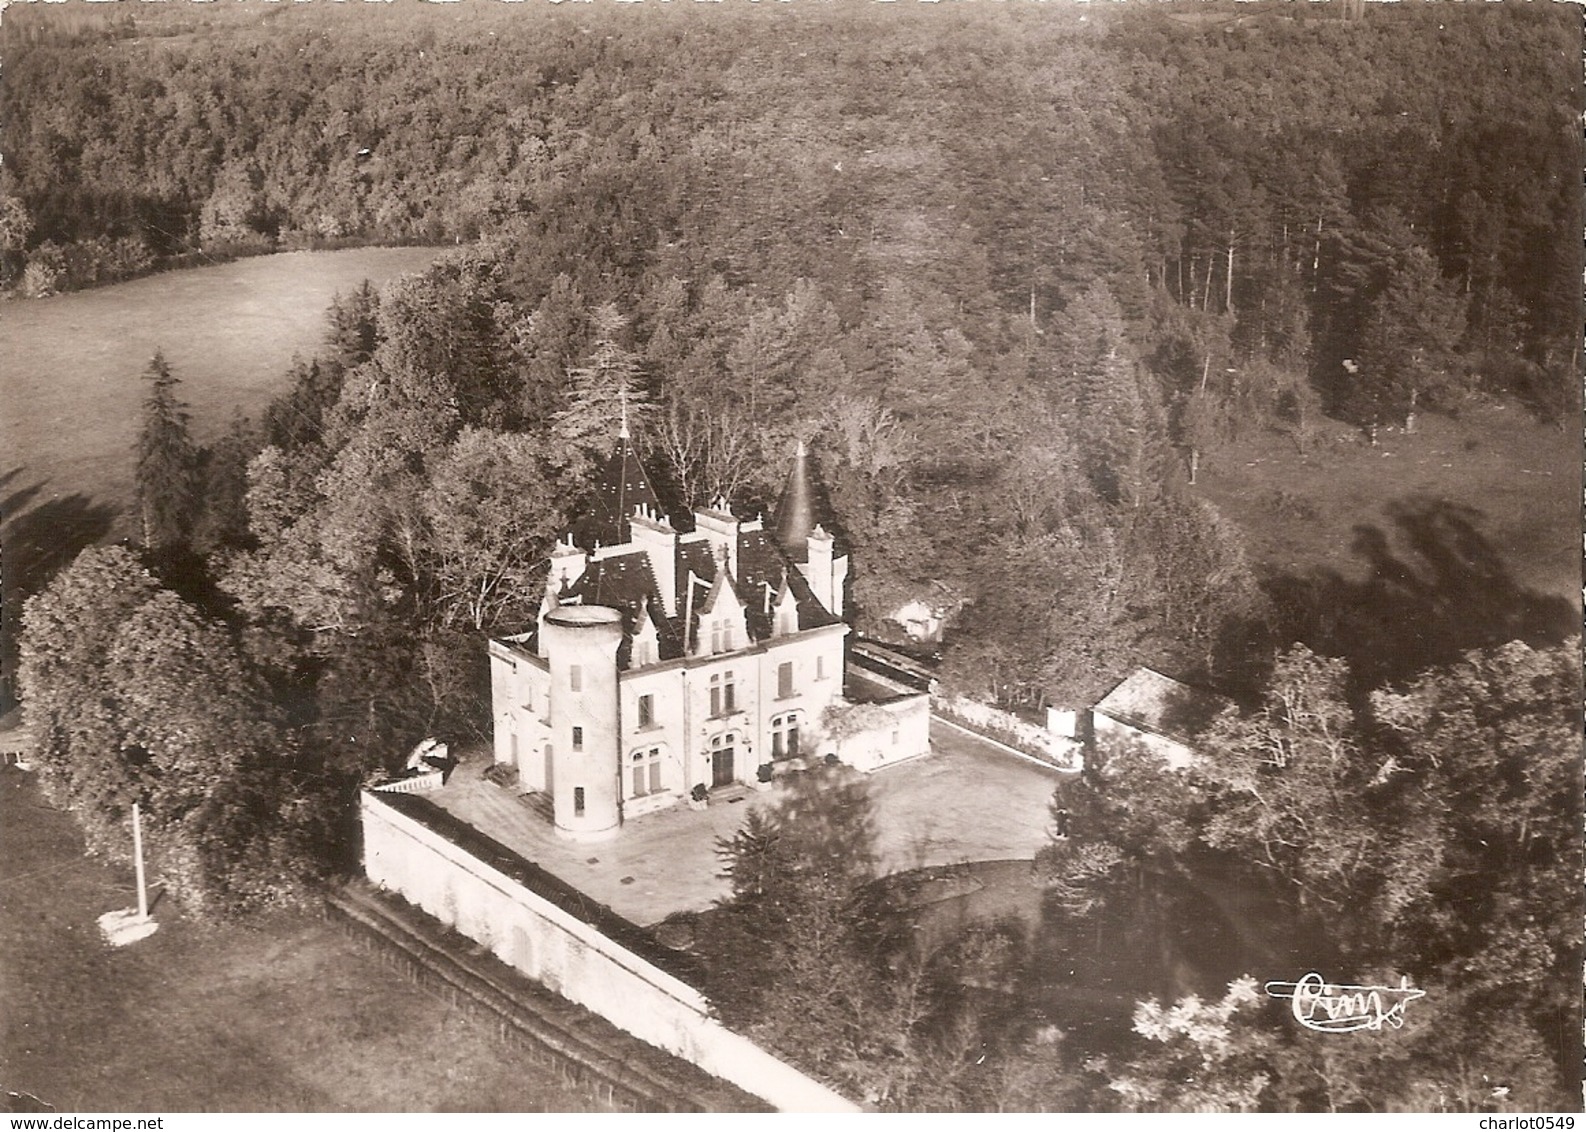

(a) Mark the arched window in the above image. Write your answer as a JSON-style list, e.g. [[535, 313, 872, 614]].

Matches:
[[771, 712, 801, 760], [629, 746, 663, 797]]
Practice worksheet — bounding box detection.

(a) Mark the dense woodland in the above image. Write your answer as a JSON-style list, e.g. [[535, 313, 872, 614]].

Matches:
[[8, 0, 1581, 1112], [5, 0, 1580, 707], [704, 639, 1580, 1110]]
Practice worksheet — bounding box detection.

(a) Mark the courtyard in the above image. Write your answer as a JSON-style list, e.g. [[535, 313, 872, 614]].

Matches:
[[422, 718, 1067, 927]]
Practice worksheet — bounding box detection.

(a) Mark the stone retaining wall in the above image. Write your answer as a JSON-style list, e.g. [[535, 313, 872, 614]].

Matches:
[[326, 881, 759, 1112], [361, 790, 859, 1113]]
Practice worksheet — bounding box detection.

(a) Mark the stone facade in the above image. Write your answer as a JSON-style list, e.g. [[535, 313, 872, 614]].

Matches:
[[489, 432, 925, 839]]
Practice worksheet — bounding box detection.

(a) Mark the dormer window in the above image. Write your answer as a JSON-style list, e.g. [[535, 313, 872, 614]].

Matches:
[[710, 618, 734, 654], [632, 621, 658, 667], [632, 598, 660, 667]]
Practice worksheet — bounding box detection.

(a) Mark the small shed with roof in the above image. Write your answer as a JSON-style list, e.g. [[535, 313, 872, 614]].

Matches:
[[1089, 667, 1231, 770]]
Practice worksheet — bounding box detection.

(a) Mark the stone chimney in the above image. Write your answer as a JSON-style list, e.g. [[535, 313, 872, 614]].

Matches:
[[693, 496, 740, 580], [627, 503, 678, 617], [805, 524, 836, 615], [548, 533, 586, 593]]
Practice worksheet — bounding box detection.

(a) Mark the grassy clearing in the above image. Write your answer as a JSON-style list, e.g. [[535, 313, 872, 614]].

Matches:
[[0, 768, 601, 1113], [0, 246, 444, 538], [1196, 402, 1580, 603]]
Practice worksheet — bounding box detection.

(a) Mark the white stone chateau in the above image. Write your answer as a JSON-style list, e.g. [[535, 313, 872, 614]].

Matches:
[[487, 426, 928, 839]]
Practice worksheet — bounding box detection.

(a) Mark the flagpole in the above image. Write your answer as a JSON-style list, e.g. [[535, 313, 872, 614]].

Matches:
[[98, 801, 157, 946], [132, 802, 148, 921]]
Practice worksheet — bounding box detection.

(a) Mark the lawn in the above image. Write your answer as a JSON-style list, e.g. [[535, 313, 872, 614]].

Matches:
[[0, 247, 445, 711], [1195, 402, 1579, 603], [1193, 403, 1579, 682], [0, 246, 445, 538], [0, 767, 602, 1113]]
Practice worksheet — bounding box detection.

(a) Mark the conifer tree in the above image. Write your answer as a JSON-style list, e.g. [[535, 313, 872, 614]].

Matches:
[[551, 304, 652, 470], [135, 351, 197, 550]]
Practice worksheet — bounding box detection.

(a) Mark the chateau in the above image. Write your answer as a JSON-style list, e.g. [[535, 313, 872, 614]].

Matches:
[[487, 426, 928, 839]]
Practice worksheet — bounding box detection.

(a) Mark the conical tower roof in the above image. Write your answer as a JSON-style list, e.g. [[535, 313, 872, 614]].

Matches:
[[570, 430, 662, 551], [773, 439, 836, 563]]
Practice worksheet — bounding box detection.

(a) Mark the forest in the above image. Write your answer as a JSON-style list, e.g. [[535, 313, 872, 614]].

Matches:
[[4, 0, 1579, 709], [6, 0, 1581, 1112]]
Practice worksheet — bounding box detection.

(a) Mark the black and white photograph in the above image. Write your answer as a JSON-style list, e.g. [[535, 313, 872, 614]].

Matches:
[[0, 0, 1581, 1115]]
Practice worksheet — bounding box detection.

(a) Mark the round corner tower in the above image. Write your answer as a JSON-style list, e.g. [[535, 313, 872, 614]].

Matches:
[[542, 605, 624, 841]]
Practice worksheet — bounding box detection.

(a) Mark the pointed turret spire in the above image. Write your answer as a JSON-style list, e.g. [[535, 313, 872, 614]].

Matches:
[[774, 438, 818, 559], [570, 419, 662, 551]]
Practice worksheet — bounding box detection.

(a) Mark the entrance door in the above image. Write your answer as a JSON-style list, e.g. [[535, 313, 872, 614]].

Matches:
[[711, 741, 735, 787]]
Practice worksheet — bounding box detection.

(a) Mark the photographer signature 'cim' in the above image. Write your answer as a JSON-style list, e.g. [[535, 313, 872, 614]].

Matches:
[[1264, 972, 1425, 1033]]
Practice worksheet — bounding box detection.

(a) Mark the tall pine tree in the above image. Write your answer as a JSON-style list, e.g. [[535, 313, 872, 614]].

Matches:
[[551, 304, 652, 471], [135, 351, 197, 550]]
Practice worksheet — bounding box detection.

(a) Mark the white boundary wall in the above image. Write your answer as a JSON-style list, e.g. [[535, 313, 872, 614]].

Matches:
[[931, 693, 1083, 769], [361, 791, 858, 1113], [834, 692, 931, 773]]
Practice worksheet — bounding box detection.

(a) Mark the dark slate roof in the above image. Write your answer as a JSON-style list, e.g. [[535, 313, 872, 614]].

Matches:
[[676, 539, 718, 594], [564, 550, 682, 666], [561, 526, 841, 663], [772, 441, 842, 563], [737, 525, 838, 639], [569, 435, 664, 551], [774, 441, 817, 558], [552, 433, 844, 660]]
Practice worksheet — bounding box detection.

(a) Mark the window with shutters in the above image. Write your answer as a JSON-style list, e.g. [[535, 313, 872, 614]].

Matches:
[[709, 671, 737, 718], [771, 712, 802, 760], [629, 747, 663, 797]]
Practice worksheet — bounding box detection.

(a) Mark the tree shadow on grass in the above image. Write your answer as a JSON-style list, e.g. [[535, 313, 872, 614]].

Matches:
[[2, 475, 120, 713], [1261, 495, 1579, 690]]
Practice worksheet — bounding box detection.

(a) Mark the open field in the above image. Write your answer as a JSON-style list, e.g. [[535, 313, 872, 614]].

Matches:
[[1194, 403, 1580, 683], [0, 767, 602, 1113], [1196, 403, 1580, 601], [0, 246, 444, 537]]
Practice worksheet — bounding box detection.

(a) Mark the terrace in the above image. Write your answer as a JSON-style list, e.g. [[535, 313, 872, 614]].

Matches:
[[422, 718, 1063, 928]]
